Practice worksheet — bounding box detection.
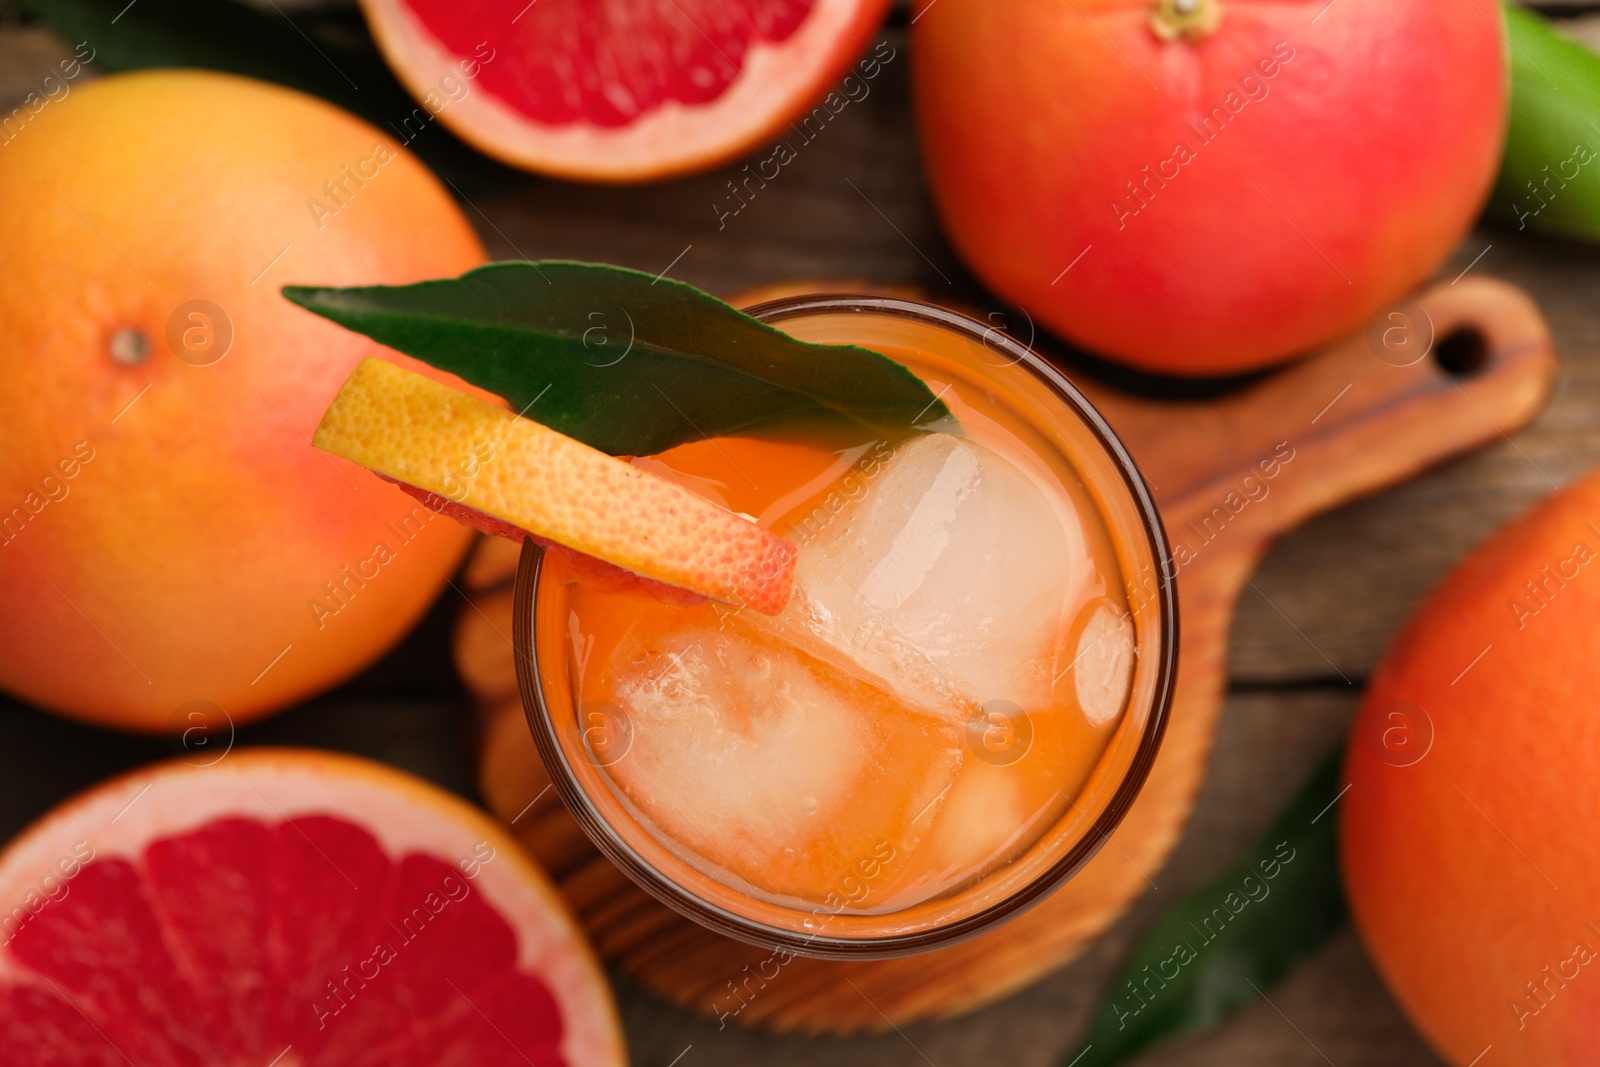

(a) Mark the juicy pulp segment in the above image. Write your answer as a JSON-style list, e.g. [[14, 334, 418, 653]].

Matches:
[[0, 815, 569, 1065], [404, 0, 815, 127], [313, 358, 797, 615]]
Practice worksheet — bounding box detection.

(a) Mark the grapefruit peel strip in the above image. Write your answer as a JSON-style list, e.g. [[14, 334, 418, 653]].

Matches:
[[313, 358, 796, 614]]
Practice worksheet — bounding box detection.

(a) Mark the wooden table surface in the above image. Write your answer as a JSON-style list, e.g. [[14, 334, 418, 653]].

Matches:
[[3, 5, 1596, 1064]]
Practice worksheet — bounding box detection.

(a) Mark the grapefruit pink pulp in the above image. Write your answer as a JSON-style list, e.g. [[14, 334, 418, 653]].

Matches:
[[0, 750, 623, 1066], [361, 0, 895, 181]]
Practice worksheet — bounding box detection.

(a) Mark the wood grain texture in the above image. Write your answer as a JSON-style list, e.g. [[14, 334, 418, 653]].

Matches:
[[0, 12, 1588, 1062]]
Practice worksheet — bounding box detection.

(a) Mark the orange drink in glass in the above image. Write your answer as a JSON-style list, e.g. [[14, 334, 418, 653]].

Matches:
[[514, 295, 1176, 958]]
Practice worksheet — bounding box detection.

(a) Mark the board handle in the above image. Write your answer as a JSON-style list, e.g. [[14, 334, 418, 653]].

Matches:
[[1081, 276, 1557, 552], [456, 276, 1558, 1035]]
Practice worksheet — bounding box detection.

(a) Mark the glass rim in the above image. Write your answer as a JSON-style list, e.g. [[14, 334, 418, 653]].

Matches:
[[512, 293, 1180, 960]]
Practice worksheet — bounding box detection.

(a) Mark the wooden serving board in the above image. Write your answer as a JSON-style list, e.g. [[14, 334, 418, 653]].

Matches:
[[455, 276, 1554, 1034]]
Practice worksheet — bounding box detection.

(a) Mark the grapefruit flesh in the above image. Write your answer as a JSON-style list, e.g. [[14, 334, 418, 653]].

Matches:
[[0, 71, 486, 732], [360, 0, 894, 180], [314, 359, 798, 614], [411, 0, 812, 126], [0, 750, 623, 1066]]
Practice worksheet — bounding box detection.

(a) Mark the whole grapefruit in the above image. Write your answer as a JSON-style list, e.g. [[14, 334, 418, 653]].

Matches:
[[359, 0, 895, 182], [0, 748, 625, 1064], [0, 71, 484, 732], [911, 0, 1507, 375], [1342, 471, 1600, 1066]]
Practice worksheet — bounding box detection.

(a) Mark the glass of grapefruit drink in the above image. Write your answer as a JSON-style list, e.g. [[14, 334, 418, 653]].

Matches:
[[508, 295, 1177, 958]]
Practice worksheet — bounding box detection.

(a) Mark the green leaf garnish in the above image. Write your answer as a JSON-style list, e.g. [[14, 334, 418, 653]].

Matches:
[[284, 261, 950, 456], [1065, 746, 1349, 1066]]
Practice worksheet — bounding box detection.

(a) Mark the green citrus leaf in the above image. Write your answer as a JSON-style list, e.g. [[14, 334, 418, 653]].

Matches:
[[284, 261, 951, 456], [1064, 745, 1350, 1067], [1488, 3, 1600, 241]]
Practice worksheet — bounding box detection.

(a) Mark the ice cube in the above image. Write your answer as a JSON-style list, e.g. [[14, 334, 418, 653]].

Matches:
[[1072, 601, 1135, 727], [596, 606, 964, 908], [780, 433, 1093, 718], [873, 763, 1031, 910]]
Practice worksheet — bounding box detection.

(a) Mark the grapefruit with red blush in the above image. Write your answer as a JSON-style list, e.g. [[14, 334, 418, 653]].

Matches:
[[0, 749, 624, 1066], [361, 0, 895, 181], [0, 71, 485, 732], [911, 0, 1507, 375], [1343, 471, 1600, 1066]]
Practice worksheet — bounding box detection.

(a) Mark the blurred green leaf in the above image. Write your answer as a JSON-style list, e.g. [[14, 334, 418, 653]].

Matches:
[[19, 0, 404, 115], [1063, 746, 1350, 1067], [285, 260, 951, 456], [1489, 3, 1600, 241], [16, 0, 504, 185]]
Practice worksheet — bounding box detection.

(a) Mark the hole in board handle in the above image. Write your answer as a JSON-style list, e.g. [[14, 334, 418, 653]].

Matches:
[[1434, 328, 1490, 378]]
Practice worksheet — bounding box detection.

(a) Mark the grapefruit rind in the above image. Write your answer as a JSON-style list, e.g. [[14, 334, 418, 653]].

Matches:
[[359, 0, 893, 182], [313, 358, 797, 614], [0, 748, 624, 1067]]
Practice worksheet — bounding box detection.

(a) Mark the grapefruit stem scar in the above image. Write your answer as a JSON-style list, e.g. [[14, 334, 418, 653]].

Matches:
[[109, 327, 150, 365], [1151, 0, 1223, 42]]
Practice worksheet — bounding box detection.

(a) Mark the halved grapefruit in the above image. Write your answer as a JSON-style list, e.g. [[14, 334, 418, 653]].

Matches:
[[360, 0, 894, 181], [0, 749, 624, 1066]]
